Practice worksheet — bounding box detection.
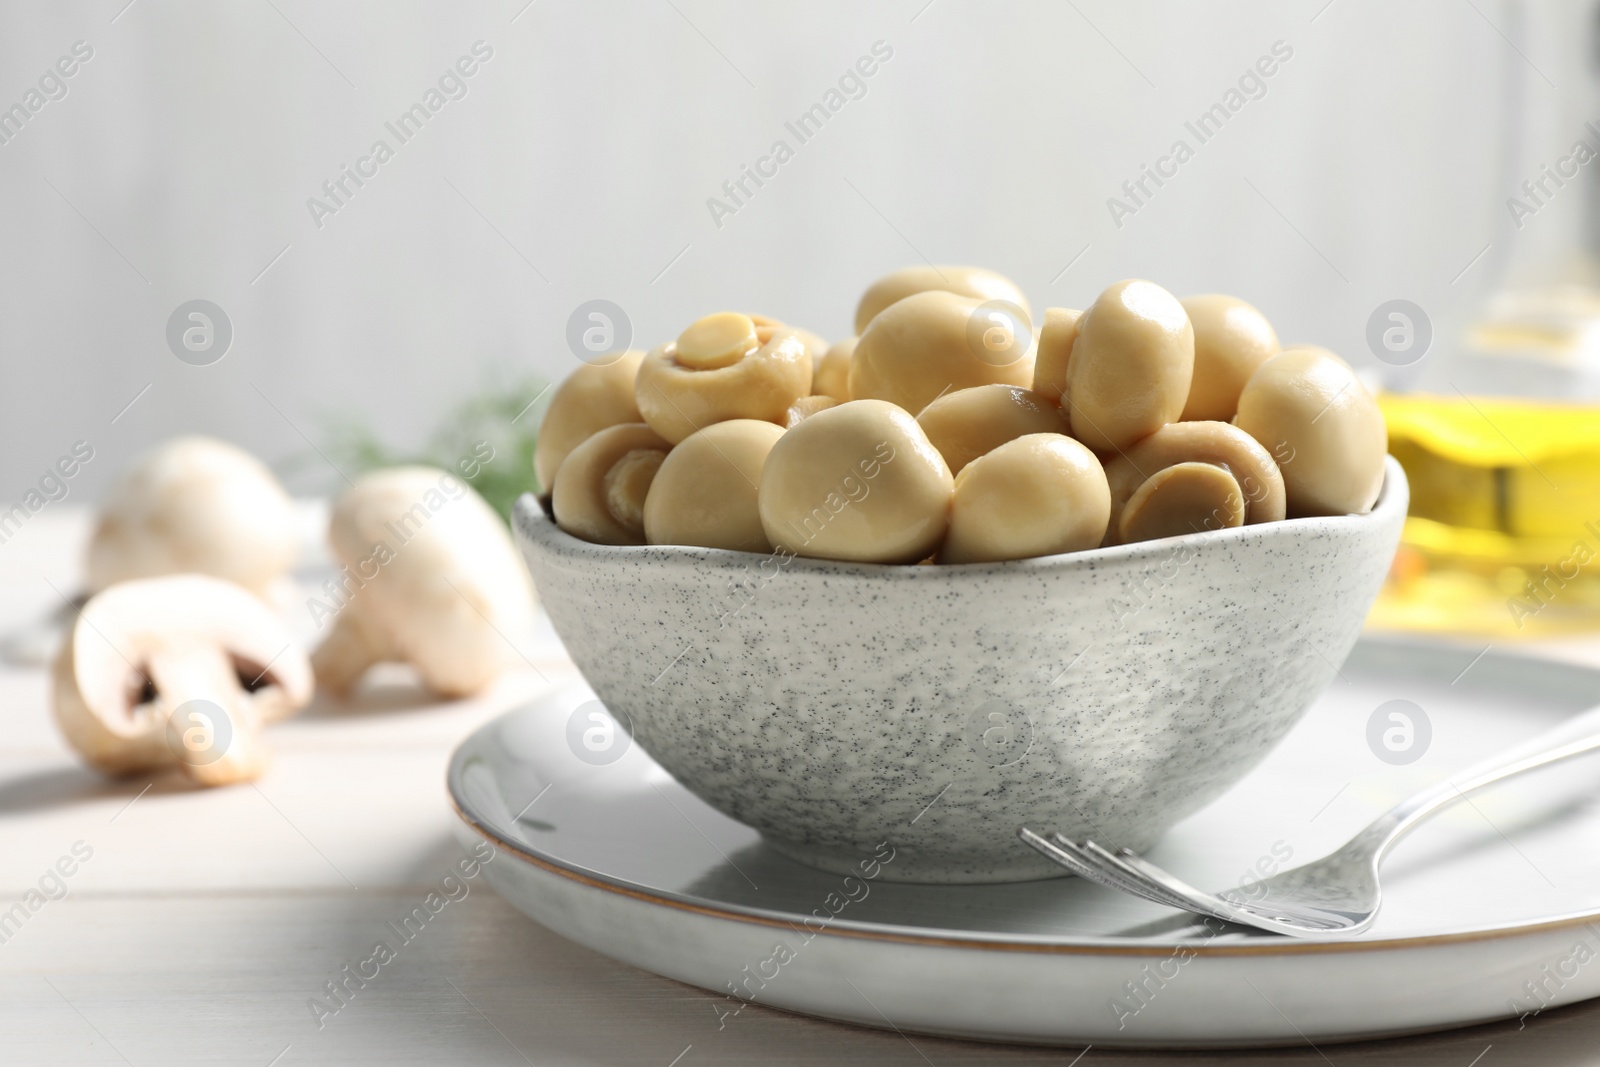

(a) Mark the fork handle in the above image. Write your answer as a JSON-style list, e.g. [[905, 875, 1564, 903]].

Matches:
[[1353, 700, 1600, 862]]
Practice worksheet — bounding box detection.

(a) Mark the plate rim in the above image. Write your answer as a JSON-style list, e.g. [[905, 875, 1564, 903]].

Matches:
[[449, 635, 1600, 959]]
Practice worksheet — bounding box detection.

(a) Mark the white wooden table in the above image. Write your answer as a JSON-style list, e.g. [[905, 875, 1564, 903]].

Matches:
[[5, 506, 1600, 1066]]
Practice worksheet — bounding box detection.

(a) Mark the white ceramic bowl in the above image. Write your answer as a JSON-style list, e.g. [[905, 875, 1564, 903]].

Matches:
[[513, 457, 1408, 883]]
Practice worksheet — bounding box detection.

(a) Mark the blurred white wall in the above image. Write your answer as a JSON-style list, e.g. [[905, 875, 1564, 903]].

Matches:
[[0, 0, 1529, 501]]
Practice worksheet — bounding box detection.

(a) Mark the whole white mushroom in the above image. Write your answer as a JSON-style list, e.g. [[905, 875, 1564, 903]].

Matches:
[[311, 467, 537, 699], [86, 436, 298, 598]]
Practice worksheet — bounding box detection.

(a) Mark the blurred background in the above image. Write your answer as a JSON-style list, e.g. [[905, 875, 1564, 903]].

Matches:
[[2, 0, 1597, 635]]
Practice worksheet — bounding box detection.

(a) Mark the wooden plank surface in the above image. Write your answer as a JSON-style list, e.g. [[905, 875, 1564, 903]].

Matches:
[[3, 507, 1599, 1065]]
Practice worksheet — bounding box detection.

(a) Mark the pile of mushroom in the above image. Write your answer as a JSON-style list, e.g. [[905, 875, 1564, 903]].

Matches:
[[48, 437, 312, 785], [52, 437, 541, 789], [543, 266, 1388, 565]]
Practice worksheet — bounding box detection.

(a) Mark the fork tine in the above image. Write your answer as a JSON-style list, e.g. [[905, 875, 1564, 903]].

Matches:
[[1017, 827, 1111, 883], [1018, 828, 1193, 909], [1067, 837, 1207, 911], [1078, 839, 1240, 925]]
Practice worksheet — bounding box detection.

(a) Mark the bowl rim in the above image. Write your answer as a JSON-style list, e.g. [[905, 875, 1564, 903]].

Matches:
[[515, 455, 1408, 578]]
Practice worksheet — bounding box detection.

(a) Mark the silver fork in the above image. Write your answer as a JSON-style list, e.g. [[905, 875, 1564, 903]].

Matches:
[[1020, 701, 1600, 938]]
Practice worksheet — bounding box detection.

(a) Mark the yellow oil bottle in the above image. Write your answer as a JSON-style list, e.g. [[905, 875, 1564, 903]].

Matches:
[[1373, 393, 1600, 637]]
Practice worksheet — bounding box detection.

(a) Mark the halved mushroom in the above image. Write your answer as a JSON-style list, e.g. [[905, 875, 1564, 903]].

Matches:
[[86, 436, 297, 599], [312, 467, 538, 699], [51, 575, 312, 786]]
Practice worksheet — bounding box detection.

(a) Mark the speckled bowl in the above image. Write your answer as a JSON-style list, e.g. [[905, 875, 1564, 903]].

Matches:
[[513, 457, 1408, 884]]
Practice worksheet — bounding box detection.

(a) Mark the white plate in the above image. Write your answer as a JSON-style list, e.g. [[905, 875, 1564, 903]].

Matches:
[[447, 637, 1600, 1049]]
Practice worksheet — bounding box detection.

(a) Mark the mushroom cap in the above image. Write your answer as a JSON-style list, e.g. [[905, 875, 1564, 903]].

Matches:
[[1068, 280, 1194, 453], [1102, 420, 1285, 544], [534, 350, 646, 494], [644, 420, 784, 552], [812, 337, 856, 402], [635, 322, 812, 445], [86, 436, 297, 595], [1179, 294, 1280, 423], [1031, 307, 1082, 406], [788, 325, 831, 372], [758, 399, 953, 564], [323, 466, 538, 697], [52, 574, 311, 782], [1234, 346, 1388, 517], [1118, 461, 1246, 544], [941, 434, 1110, 564], [854, 265, 1031, 336], [784, 395, 840, 427], [552, 424, 672, 546], [915, 384, 1071, 475], [746, 314, 828, 381], [850, 290, 1035, 416]]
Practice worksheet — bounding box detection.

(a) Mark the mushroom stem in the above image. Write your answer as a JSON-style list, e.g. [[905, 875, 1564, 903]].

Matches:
[[310, 608, 391, 697], [150, 643, 266, 786]]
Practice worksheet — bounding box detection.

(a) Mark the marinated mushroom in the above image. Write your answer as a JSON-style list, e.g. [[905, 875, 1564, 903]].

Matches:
[[1101, 421, 1286, 545], [785, 395, 840, 427], [534, 350, 646, 494], [1031, 307, 1081, 406], [1234, 346, 1387, 517], [854, 265, 1031, 336], [552, 424, 672, 545], [52, 575, 312, 786], [635, 313, 811, 444], [1117, 461, 1246, 544], [313, 467, 537, 698], [759, 399, 953, 563], [941, 434, 1110, 564], [790, 325, 832, 373], [1180, 295, 1280, 422], [644, 420, 783, 552], [1067, 280, 1194, 453], [812, 337, 856, 402], [747, 314, 816, 346], [915, 384, 1070, 475], [850, 290, 1035, 415], [86, 436, 297, 599], [531, 272, 1382, 564]]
